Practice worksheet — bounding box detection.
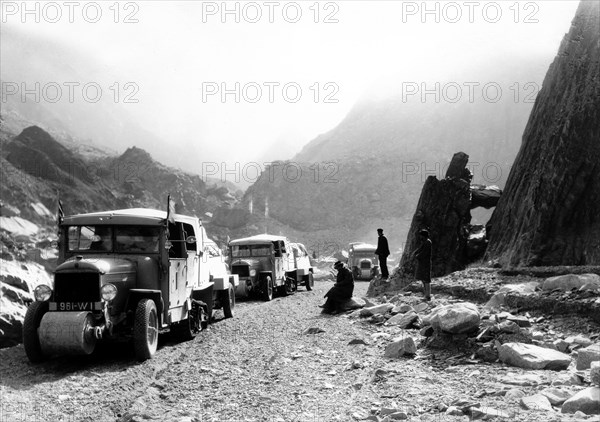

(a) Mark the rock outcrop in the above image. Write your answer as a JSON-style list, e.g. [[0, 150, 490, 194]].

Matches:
[[486, 1, 600, 267]]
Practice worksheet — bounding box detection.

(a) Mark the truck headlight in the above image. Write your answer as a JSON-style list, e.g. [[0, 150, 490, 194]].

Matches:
[[101, 283, 118, 301], [34, 284, 52, 301], [250, 269, 256, 277]]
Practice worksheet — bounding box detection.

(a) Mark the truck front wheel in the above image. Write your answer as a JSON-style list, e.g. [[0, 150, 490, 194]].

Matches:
[[23, 301, 49, 363], [260, 276, 273, 302], [221, 283, 235, 318], [306, 273, 314, 291], [133, 299, 158, 361]]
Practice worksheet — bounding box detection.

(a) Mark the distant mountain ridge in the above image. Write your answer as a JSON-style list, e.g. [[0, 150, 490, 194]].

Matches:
[[1, 126, 240, 232], [243, 58, 552, 246]]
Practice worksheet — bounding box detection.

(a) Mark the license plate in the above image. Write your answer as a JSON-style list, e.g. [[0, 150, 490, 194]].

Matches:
[[50, 302, 101, 311]]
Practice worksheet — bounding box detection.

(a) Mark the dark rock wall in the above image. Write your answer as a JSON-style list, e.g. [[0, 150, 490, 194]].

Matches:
[[486, 1, 600, 267]]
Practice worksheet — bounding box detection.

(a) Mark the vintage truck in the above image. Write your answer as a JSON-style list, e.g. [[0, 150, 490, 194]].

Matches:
[[23, 208, 238, 362], [228, 235, 313, 301], [348, 242, 380, 280]]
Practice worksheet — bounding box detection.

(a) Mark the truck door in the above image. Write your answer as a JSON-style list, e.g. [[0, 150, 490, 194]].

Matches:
[[182, 222, 198, 292], [198, 226, 210, 285], [168, 222, 188, 310]]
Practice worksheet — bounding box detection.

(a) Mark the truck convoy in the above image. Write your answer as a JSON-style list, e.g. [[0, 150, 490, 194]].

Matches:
[[228, 234, 314, 301], [23, 208, 237, 362]]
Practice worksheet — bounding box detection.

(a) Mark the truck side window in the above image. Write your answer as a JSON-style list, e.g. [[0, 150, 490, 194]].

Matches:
[[273, 241, 282, 257], [182, 223, 197, 253], [168, 222, 187, 259]]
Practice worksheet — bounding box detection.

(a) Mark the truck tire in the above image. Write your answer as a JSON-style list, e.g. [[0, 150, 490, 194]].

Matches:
[[306, 273, 314, 291], [133, 298, 159, 361], [260, 275, 273, 302], [221, 283, 235, 319], [173, 300, 202, 341], [23, 301, 49, 363]]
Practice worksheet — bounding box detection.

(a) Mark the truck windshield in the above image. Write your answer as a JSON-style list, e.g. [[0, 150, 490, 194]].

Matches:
[[67, 226, 160, 253], [230, 244, 272, 257]]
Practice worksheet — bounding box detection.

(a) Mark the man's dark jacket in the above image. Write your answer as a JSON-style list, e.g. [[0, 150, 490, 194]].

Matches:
[[375, 235, 390, 257], [414, 238, 432, 282], [326, 266, 354, 301]]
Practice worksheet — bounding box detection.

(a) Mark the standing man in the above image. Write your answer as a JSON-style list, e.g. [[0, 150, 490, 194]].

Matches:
[[375, 228, 390, 280], [413, 229, 432, 301], [321, 261, 355, 314]]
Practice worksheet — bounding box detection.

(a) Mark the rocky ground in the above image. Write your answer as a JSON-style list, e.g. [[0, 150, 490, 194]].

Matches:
[[1, 271, 599, 422]]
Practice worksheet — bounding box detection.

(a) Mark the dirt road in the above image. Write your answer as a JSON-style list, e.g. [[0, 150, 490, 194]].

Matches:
[[0, 279, 591, 422]]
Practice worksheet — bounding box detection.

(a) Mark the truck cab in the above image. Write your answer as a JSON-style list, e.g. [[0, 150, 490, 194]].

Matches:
[[228, 234, 313, 301]]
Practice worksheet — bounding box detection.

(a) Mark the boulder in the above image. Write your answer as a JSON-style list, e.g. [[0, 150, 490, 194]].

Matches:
[[484, 282, 540, 310], [561, 387, 600, 415], [520, 394, 554, 411], [543, 274, 585, 291], [498, 342, 572, 370], [339, 297, 366, 311], [386, 311, 419, 329], [565, 335, 593, 348], [426, 302, 480, 334], [384, 336, 417, 358], [576, 343, 600, 370], [542, 274, 600, 292]]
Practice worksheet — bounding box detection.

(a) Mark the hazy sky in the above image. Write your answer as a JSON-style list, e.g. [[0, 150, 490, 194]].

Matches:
[[1, 0, 580, 173]]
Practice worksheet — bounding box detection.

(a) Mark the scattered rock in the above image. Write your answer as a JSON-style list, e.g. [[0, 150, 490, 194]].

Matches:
[[303, 327, 325, 335], [543, 274, 600, 292], [348, 338, 369, 346], [504, 389, 526, 403], [386, 311, 419, 329], [414, 303, 428, 313], [575, 343, 600, 370], [520, 394, 554, 411], [419, 326, 434, 337], [445, 406, 463, 416], [554, 339, 570, 353], [360, 304, 394, 317], [561, 387, 600, 415], [565, 335, 593, 348], [384, 336, 417, 358], [507, 315, 531, 327], [475, 344, 498, 362], [469, 406, 510, 419], [591, 362, 600, 386], [498, 320, 521, 334], [388, 411, 407, 420], [540, 387, 573, 406], [498, 342, 572, 370]]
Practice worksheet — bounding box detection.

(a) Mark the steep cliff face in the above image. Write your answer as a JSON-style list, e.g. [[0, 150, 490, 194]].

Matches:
[[486, 1, 600, 267]]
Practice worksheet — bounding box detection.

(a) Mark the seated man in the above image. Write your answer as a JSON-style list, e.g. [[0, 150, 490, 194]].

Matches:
[[321, 261, 355, 314]]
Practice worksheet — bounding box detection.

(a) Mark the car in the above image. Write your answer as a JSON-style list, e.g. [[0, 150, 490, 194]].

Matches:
[[348, 242, 379, 280], [228, 234, 313, 301], [23, 208, 238, 362]]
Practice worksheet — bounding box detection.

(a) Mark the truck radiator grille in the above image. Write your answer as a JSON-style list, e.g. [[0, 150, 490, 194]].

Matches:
[[54, 272, 101, 302], [360, 261, 372, 269], [232, 265, 250, 277]]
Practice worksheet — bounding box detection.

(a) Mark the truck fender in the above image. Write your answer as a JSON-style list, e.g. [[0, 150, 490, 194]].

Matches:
[[126, 289, 163, 323], [191, 284, 214, 320]]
